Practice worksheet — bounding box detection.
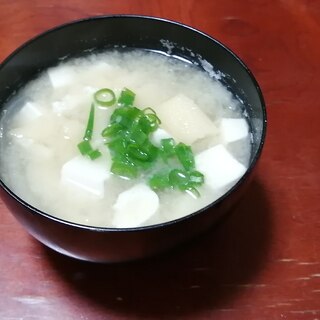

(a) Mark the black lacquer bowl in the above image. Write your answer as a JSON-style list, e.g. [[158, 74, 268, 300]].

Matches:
[[0, 15, 266, 262]]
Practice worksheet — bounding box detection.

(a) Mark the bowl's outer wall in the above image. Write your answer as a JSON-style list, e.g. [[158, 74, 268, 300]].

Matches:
[[0, 176, 250, 262], [0, 16, 265, 262]]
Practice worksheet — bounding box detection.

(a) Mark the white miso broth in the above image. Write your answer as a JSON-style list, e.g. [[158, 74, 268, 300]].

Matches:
[[0, 49, 251, 228]]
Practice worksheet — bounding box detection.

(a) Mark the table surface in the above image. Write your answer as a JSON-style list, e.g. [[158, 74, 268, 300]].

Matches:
[[0, 1, 319, 319]]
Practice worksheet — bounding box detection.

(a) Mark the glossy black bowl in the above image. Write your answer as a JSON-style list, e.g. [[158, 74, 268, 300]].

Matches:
[[0, 15, 266, 262]]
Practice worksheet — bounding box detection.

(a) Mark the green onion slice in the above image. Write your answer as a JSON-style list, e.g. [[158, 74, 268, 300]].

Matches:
[[110, 106, 141, 128], [118, 88, 135, 106], [78, 140, 93, 155], [83, 103, 95, 141], [78, 103, 102, 160], [160, 138, 176, 160], [189, 170, 205, 186], [111, 160, 138, 179], [149, 172, 171, 190], [128, 144, 150, 161], [94, 88, 116, 107], [95, 87, 205, 196], [102, 123, 123, 137], [88, 149, 102, 160], [169, 169, 189, 190], [175, 143, 195, 171], [77, 140, 101, 160], [143, 107, 158, 116]]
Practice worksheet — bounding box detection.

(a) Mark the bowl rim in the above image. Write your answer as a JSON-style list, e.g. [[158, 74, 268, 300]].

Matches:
[[0, 14, 267, 233]]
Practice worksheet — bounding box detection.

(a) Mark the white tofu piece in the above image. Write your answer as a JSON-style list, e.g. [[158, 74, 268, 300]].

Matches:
[[17, 102, 43, 123], [9, 115, 57, 145], [52, 100, 67, 114], [52, 94, 83, 114], [8, 129, 53, 159], [135, 83, 171, 107], [220, 118, 249, 143], [61, 119, 83, 141], [29, 143, 53, 159], [81, 62, 122, 84], [150, 128, 172, 147], [87, 61, 113, 74], [154, 94, 217, 145], [113, 72, 145, 92], [47, 65, 77, 88], [9, 129, 34, 147], [61, 156, 110, 198], [195, 144, 247, 190], [112, 184, 159, 228]]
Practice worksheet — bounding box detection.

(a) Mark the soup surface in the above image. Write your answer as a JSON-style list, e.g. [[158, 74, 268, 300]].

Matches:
[[0, 49, 251, 227]]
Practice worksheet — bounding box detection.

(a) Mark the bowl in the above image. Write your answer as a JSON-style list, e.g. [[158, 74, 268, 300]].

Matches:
[[0, 15, 266, 262]]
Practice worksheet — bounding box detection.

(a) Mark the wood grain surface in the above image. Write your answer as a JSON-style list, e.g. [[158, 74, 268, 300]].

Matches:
[[0, 0, 319, 319]]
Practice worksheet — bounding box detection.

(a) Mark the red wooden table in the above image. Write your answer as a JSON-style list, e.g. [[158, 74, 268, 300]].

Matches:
[[0, 1, 319, 319]]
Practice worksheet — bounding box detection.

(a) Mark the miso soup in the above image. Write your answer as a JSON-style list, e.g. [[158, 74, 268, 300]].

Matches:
[[0, 49, 251, 228]]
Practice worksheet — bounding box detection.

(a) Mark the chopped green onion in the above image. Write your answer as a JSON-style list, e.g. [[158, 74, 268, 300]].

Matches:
[[94, 87, 205, 196], [143, 107, 157, 115], [78, 140, 93, 155], [175, 143, 195, 171], [139, 117, 152, 134], [142, 141, 158, 161], [145, 114, 161, 132], [77, 140, 101, 160], [83, 103, 95, 141], [107, 137, 128, 156], [111, 160, 138, 179], [169, 169, 189, 190], [143, 107, 161, 126], [161, 138, 176, 160], [77, 103, 102, 160], [149, 172, 171, 190], [94, 88, 116, 107], [189, 170, 205, 186], [118, 88, 135, 106], [101, 123, 123, 137], [87, 149, 102, 160], [127, 125, 147, 144], [110, 106, 141, 128], [128, 144, 150, 161]]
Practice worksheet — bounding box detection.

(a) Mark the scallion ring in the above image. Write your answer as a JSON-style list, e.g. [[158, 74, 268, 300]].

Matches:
[[143, 107, 161, 125], [94, 88, 116, 107]]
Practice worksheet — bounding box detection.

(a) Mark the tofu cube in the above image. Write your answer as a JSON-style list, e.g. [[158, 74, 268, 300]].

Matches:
[[16, 102, 43, 123], [220, 118, 249, 143], [113, 72, 145, 92], [9, 128, 34, 147], [154, 94, 217, 145], [80, 63, 124, 88], [61, 156, 110, 198], [112, 184, 159, 228], [48, 65, 77, 88], [135, 83, 172, 107], [195, 144, 247, 190], [9, 115, 57, 146], [52, 93, 84, 115], [29, 143, 53, 159]]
